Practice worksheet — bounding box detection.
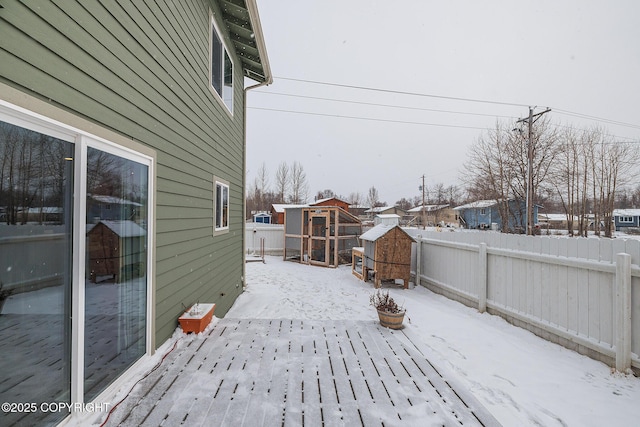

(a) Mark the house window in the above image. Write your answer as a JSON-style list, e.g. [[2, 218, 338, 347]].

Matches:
[[480, 208, 487, 215], [210, 13, 233, 114], [619, 216, 634, 223], [0, 102, 153, 425], [214, 178, 229, 234]]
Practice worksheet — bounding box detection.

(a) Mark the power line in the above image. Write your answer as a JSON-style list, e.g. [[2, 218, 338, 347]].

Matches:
[[252, 90, 520, 120], [248, 106, 487, 130], [274, 76, 530, 108], [273, 76, 640, 134], [553, 109, 640, 131]]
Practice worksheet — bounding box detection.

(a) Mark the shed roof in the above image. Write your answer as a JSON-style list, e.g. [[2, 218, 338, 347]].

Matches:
[[272, 204, 307, 213], [92, 220, 147, 238], [219, 0, 272, 84], [360, 224, 415, 242], [89, 194, 143, 206]]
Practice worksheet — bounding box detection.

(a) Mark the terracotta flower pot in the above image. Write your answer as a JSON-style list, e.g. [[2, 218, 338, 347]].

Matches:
[[377, 309, 405, 329]]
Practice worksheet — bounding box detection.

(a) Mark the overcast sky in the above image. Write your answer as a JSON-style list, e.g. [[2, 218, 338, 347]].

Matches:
[[246, 0, 640, 206]]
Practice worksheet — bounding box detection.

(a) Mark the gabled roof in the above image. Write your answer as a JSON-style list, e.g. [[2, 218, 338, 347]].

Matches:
[[91, 220, 146, 237], [376, 214, 400, 219], [453, 200, 497, 211], [408, 204, 449, 213], [219, 0, 272, 84], [310, 197, 349, 206], [538, 213, 577, 221], [613, 209, 640, 217], [272, 204, 307, 213], [89, 194, 143, 206], [360, 224, 415, 242], [365, 206, 407, 214]]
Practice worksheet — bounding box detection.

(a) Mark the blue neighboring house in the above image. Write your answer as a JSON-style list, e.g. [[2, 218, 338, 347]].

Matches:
[[454, 199, 539, 232], [613, 209, 640, 231]]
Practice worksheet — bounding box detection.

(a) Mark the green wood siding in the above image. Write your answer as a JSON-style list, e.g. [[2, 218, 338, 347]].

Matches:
[[0, 0, 247, 346]]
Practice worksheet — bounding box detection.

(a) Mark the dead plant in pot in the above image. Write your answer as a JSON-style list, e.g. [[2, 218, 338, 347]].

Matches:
[[370, 289, 405, 329]]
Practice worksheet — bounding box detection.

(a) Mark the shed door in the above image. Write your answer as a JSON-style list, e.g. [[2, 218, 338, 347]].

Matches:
[[309, 213, 329, 265]]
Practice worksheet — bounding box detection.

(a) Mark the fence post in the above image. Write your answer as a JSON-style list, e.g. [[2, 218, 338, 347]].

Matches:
[[478, 243, 487, 313], [415, 235, 422, 287], [616, 252, 631, 373]]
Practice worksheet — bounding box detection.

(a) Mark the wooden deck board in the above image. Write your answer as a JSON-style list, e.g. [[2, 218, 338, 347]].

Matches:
[[107, 319, 501, 427]]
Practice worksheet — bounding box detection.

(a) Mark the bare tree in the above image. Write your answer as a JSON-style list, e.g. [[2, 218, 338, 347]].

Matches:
[[289, 161, 308, 204], [366, 186, 380, 210], [589, 129, 637, 237], [551, 125, 582, 235], [463, 118, 560, 233], [315, 189, 336, 200], [445, 185, 461, 206], [348, 192, 363, 206], [395, 197, 413, 210], [274, 161, 290, 203], [462, 122, 515, 231], [255, 162, 270, 212]]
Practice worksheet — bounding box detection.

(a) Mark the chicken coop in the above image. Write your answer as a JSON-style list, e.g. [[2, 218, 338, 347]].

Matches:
[[283, 206, 361, 267], [357, 224, 415, 289]]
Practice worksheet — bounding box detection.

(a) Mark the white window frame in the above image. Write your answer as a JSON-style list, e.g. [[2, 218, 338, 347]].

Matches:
[[214, 176, 230, 235], [209, 11, 234, 115], [0, 99, 154, 413], [619, 216, 634, 223]]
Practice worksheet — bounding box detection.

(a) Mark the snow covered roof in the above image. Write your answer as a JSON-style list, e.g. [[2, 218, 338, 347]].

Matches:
[[89, 194, 142, 206], [614, 209, 640, 217], [453, 200, 497, 211], [271, 204, 307, 213], [360, 224, 415, 242], [376, 214, 400, 219], [364, 206, 407, 213], [408, 204, 449, 213], [538, 213, 578, 221], [310, 197, 349, 206], [94, 220, 146, 237], [24, 207, 63, 214]]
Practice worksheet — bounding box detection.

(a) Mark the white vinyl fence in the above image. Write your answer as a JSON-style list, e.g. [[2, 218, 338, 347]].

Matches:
[[406, 229, 640, 373], [0, 225, 67, 292], [245, 223, 284, 256]]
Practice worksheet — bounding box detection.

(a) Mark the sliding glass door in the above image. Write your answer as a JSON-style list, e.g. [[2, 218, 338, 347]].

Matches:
[[84, 146, 149, 401], [0, 120, 74, 426], [0, 106, 152, 426]]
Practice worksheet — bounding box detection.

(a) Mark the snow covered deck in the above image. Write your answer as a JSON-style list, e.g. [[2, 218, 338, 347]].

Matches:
[[106, 318, 499, 426]]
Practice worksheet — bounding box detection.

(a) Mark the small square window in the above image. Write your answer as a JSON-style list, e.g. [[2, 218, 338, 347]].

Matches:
[[210, 14, 233, 114], [214, 178, 229, 234]]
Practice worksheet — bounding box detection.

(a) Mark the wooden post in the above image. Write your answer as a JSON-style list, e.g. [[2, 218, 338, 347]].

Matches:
[[415, 235, 422, 287], [616, 253, 631, 373], [478, 243, 487, 313]]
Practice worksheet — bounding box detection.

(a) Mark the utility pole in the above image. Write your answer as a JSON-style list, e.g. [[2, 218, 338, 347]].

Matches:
[[516, 107, 551, 235], [421, 174, 426, 229]]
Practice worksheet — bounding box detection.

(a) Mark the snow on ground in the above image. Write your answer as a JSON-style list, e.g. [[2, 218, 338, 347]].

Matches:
[[229, 256, 640, 427]]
